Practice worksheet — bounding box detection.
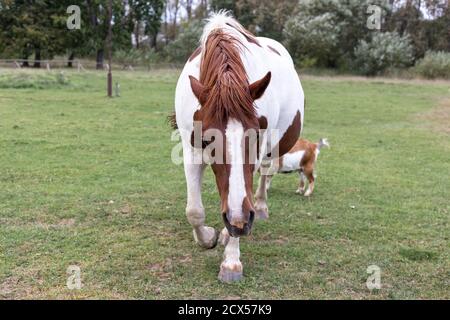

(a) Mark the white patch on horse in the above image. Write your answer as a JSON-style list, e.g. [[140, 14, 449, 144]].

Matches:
[[226, 119, 246, 222], [224, 237, 240, 263]]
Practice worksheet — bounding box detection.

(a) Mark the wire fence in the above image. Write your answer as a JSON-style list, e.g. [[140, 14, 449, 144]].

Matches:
[[0, 59, 184, 71]]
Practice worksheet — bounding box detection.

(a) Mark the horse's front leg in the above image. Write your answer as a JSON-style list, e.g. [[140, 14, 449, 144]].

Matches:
[[218, 237, 242, 282], [184, 161, 219, 249]]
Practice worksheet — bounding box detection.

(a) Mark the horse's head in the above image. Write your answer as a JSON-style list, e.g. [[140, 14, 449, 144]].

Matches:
[[189, 72, 271, 237]]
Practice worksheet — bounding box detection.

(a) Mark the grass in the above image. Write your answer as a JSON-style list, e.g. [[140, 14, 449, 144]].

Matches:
[[0, 69, 449, 299]]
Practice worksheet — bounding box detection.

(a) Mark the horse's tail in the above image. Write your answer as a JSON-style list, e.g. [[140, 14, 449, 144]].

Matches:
[[317, 138, 330, 150], [167, 111, 177, 130]]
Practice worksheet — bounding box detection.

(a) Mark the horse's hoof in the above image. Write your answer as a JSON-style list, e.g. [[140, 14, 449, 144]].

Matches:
[[256, 210, 269, 220], [218, 228, 230, 246], [193, 226, 219, 249], [218, 263, 243, 283], [254, 202, 269, 220]]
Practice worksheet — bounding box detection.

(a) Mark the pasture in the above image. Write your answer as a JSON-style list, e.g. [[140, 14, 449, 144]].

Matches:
[[0, 69, 448, 299]]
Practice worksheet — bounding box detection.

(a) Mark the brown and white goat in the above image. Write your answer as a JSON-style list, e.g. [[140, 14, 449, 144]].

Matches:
[[265, 138, 329, 196]]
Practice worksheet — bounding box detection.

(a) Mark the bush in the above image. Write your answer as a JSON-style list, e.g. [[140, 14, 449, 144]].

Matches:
[[113, 48, 162, 68], [414, 51, 450, 79], [0, 72, 71, 89], [283, 0, 392, 68], [114, 49, 143, 67], [353, 32, 414, 76], [164, 20, 204, 63], [284, 12, 341, 67]]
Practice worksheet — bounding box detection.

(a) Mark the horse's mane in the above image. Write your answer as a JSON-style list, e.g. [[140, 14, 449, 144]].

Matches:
[[198, 29, 258, 129]]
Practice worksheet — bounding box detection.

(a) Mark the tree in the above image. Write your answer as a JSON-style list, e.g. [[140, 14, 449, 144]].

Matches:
[[210, 0, 298, 41], [0, 0, 68, 66], [164, 0, 180, 42], [387, 0, 427, 58], [210, 0, 236, 13], [81, 0, 134, 69], [193, 0, 208, 19], [128, 0, 165, 49], [249, 0, 299, 41], [284, 0, 392, 68], [420, 1, 450, 53], [164, 19, 203, 62], [284, 12, 342, 67], [182, 0, 193, 20]]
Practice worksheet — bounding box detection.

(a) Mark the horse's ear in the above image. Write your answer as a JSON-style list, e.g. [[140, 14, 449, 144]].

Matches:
[[189, 75, 207, 105], [249, 72, 271, 100]]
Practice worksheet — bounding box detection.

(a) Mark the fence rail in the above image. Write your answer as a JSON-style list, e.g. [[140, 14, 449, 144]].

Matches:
[[0, 59, 184, 71]]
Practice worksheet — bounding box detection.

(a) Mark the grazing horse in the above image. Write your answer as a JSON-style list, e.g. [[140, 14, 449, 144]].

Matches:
[[173, 12, 304, 282]]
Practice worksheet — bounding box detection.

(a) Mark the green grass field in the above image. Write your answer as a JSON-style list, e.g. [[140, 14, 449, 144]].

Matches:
[[0, 69, 448, 299]]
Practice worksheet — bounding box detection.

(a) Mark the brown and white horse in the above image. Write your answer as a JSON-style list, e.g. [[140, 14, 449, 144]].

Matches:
[[173, 12, 304, 282]]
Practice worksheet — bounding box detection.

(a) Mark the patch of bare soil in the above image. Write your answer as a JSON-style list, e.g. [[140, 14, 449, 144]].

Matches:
[[0, 268, 43, 299], [302, 74, 450, 86], [34, 218, 76, 230], [417, 98, 450, 134]]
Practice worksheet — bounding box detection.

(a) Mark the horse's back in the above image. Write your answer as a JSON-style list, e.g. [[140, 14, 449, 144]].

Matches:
[[244, 37, 304, 141], [256, 37, 295, 65]]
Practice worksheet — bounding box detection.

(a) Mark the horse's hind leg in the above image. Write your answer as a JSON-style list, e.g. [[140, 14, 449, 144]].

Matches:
[[303, 166, 315, 197], [255, 173, 269, 220], [254, 159, 274, 219], [265, 175, 274, 192], [184, 161, 219, 249], [296, 170, 306, 194]]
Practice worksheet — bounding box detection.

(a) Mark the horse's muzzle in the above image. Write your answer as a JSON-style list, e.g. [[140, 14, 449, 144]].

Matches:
[[223, 211, 255, 237]]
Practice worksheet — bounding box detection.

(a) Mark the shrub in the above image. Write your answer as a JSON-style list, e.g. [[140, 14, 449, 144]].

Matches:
[[113, 48, 162, 68], [284, 12, 341, 67], [414, 51, 450, 79], [283, 0, 392, 68], [353, 32, 414, 76], [0, 72, 71, 89], [165, 20, 204, 63], [114, 49, 144, 67]]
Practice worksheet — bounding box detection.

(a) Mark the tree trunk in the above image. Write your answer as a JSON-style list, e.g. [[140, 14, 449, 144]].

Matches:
[[172, 0, 179, 40], [186, 0, 192, 20], [96, 49, 104, 70], [68, 52, 75, 68], [200, 0, 207, 19], [152, 33, 158, 50], [33, 48, 41, 68], [21, 50, 29, 67], [164, 6, 169, 45], [135, 23, 140, 49]]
